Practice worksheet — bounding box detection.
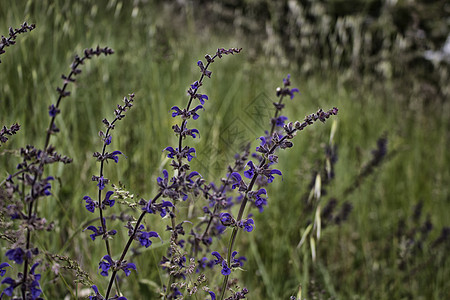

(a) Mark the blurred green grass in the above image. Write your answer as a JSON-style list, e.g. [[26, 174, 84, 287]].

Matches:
[[1, 1, 449, 299]]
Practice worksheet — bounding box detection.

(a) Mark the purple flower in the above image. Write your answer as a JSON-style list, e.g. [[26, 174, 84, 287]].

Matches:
[[164, 146, 177, 159], [5, 247, 25, 264], [0, 263, 10, 277], [89, 285, 103, 300], [185, 147, 196, 162], [221, 260, 231, 275], [157, 169, 169, 185], [197, 60, 212, 78], [186, 171, 200, 183], [231, 251, 247, 267], [97, 176, 106, 190], [85, 225, 116, 241], [48, 104, 60, 117], [238, 218, 255, 232], [102, 191, 115, 208], [252, 188, 268, 212], [289, 88, 300, 99], [1, 277, 15, 297], [219, 212, 235, 226], [190, 105, 204, 120], [209, 291, 216, 300], [83, 195, 96, 213], [110, 150, 126, 163], [230, 172, 243, 189], [211, 251, 223, 264], [186, 128, 200, 138], [122, 262, 137, 277], [171, 106, 183, 118], [41, 176, 54, 196], [195, 93, 208, 105], [277, 74, 300, 99], [191, 81, 200, 90], [136, 225, 160, 248], [99, 255, 114, 276], [244, 161, 256, 179], [283, 74, 291, 86], [274, 115, 288, 126], [104, 135, 112, 145], [29, 262, 42, 299], [86, 226, 101, 241], [259, 136, 267, 146], [265, 169, 282, 183]]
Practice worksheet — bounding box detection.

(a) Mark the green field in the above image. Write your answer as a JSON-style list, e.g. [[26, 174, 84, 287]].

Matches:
[[1, 1, 449, 299]]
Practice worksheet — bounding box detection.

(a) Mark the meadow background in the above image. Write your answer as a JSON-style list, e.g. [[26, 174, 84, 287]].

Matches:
[[0, 0, 449, 299]]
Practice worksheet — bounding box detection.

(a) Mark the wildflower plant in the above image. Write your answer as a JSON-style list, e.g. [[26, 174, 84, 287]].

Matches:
[[0, 21, 341, 300]]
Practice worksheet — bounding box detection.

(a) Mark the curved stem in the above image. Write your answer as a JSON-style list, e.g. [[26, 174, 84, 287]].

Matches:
[[105, 192, 162, 299], [269, 95, 285, 136]]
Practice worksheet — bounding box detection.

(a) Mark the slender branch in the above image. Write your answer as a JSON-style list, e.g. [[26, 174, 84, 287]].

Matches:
[[105, 192, 163, 299]]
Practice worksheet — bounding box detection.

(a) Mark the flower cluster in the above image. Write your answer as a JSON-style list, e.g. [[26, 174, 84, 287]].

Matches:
[[0, 22, 35, 63], [1, 262, 42, 299], [0, 123, 20, 146], [0, 34, 339, 300], [0, 42, 116, 299]]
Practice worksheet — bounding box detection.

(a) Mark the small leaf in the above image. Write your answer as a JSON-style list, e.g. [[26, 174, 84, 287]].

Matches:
[[315, 205, 321, 241], [329, 119, 338, 145], [297, 224, 312, 248], [310, 236, 316, 262], [314, 173, 321, 200], [296, 285, 302, 300]]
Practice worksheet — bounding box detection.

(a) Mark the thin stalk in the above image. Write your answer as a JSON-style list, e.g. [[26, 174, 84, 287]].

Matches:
[[269, 95, 285, 135], [105, 192, 162, 299]]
